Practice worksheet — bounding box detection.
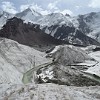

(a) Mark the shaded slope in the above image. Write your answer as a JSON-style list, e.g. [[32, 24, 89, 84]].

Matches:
[[0, 17, 66, 51], [0, 10, 13, 29], [15, 9, 100, 46], [76, 12, 100, 42]]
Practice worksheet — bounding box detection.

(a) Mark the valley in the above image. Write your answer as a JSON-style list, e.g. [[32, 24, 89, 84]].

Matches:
[[0, 7, 100, 100]]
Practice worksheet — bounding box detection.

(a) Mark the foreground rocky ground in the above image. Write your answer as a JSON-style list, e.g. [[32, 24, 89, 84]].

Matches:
[[0, 83, 100, 100]]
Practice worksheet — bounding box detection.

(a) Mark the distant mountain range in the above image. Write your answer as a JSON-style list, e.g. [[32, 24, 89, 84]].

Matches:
[[0, 8, 100, 46]]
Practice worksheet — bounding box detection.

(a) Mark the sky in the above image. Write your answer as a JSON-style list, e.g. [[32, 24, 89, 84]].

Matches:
[[0, 0, 100, 16]]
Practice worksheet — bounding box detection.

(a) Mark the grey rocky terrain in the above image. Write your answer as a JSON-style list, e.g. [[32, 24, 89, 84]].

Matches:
[[0, 84, 100, 100]]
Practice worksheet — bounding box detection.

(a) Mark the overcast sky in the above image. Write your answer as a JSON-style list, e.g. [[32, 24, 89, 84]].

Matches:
[[0, 0, 100, 16]]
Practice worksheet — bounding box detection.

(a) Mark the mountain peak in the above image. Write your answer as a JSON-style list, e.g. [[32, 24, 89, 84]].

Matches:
[[15, 7, 42, 23], [23, 7, 42, 16], [65, 13, 70, 17], [16, 7, 41, 18]]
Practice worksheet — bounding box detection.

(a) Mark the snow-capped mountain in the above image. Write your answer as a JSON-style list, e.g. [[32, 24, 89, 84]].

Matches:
[[36, 13, 100, 46], [0, 8, 100, 46], [16, 8, 42, 23], [0, 17, 99, 47], [0, 17, 65, 51], [0, 8, 100, 45], [37, 13, 74, 37], [16, 10, 78, 39], [76, 12, 100, 42], [0, 10, 13, 29], [41, 11, 100, 44], [15, 9, 100, 46], [0, 7, 100, 100]]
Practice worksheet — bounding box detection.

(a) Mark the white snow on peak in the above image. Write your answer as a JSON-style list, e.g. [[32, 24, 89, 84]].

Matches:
[[77, 12, 100, 42], [0, 11, 13, 29], [36, 13, 76, 36], [16, 9, 76, 31], [1, 8, 100, 42], [16, 7, 42, 24], [37, 13, 73, 27]]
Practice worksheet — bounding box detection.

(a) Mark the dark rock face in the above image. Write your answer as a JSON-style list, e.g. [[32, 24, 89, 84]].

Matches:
[[37, 64, 100, 86], [84, 12, 97, 22], [92, 46, 100, 52], [77, 15, 91, 34], [42, 24, 100, 46], [0, 17, 66, 51], [0, 17, 100, 48], [75, 12, 100, 42], [74, 30, 100, 46], [53, 25, 75, 39], [77, 12, 97, 34]]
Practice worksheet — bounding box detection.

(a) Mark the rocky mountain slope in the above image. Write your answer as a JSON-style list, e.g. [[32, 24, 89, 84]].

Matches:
[[15, 8, 100, 46], [36, 13, 100, 46], [0, 16, 99, 47], [0, 10, 13, 29], [0, 17, 66, 51], [76, 12, 100, 42], [0, 8, 100, 46], [0, 38, 50, 84], [16, 8, 42, 23], [0, 84, 100, 100], [37, 11, 100, 43]]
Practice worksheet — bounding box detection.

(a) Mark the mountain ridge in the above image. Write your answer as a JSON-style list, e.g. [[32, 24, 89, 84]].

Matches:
[[0, 17, 67, 51], [0, 8, 100, 47]]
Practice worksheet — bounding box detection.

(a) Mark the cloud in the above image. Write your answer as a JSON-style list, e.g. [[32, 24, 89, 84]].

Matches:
[[75, 6, 81, 10], [48, 1, 59, 10], [1, 0, 98, 16], [40, 10, 50, 15], [20, 4, 29, 12], [89, 0, 100, 8], [47, 0, 61, 11], [47, 1, 73, 15], [19, 1, 73, 16], [20, 3, 42, 12], [48, 3, 58, 10], [1, 1, 17, 14]]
